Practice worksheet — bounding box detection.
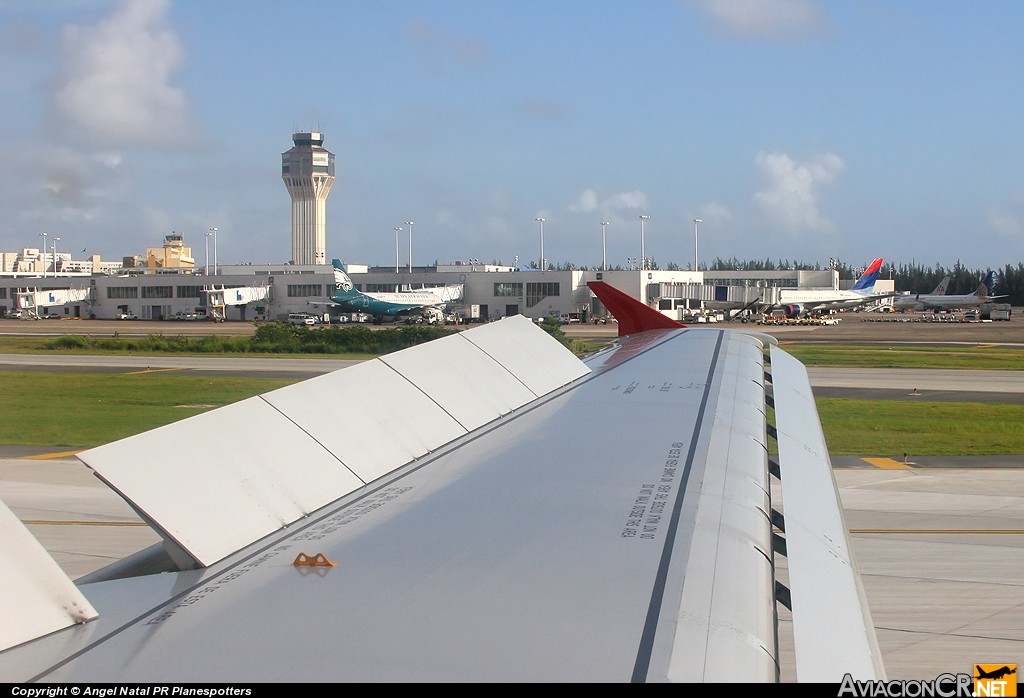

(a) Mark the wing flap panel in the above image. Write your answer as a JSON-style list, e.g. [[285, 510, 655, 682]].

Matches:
[[770, 346, 885, 682], [0, 497, 98, 651]]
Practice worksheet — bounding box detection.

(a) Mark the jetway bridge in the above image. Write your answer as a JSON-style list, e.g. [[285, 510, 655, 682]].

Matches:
[[14, 287, 94, 317], [205, 284, 273, 322]]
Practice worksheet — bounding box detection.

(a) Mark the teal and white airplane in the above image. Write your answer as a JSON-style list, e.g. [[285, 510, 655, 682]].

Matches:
[[323, 259, 449, 321]]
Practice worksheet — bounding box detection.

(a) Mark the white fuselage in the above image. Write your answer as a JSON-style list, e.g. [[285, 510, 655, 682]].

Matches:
[[776, 288, 878, 311], [893, 292, 989, 311]]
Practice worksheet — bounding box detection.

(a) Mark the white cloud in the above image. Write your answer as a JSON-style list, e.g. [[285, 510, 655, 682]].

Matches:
[[52, 0, 192, 148], [987, 209, 1021, 238], [24, 204, 101, 225], [754, 151, 844, 233], [483, 216, 509, 236], [45, 166, 85, 202], [988, 189, 1024, 238], [434, 207, 455, 227], [569, 189, 599, 213], [605, 191, 649, 211], [92, 151, 123, 169], [698, 201, 734, 223], [569, 188, 649, 217], [696, 0, 826, 38]]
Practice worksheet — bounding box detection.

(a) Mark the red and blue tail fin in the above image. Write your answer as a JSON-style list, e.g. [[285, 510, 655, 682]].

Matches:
[[850, 258, 884, 292], [587, 281, 685, 337]]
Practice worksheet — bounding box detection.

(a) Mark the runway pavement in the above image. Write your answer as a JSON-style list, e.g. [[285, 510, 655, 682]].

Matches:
[[0, 352, 361, 374], [806, 366, 1024, 393], [4, 353, 1023, 408]]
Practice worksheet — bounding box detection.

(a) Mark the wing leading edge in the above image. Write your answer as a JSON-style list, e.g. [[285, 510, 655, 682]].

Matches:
[[0, 303, 883, 681]]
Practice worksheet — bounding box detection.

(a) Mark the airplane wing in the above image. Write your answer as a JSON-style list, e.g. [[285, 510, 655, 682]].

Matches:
[[0, 299, 884, 681], [306, 297, 341, 307]]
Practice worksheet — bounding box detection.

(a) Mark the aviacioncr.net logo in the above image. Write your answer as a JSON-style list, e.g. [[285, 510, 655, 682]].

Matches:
[[974, 664, 1017, 697], [838, 673, 973, 697]]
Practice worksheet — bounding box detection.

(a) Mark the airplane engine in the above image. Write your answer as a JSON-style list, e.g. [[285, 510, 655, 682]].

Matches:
[[782, 304, 804, 318]]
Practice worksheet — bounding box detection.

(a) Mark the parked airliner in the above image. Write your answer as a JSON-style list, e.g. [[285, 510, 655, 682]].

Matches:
[[893, 271, 1001, 311]]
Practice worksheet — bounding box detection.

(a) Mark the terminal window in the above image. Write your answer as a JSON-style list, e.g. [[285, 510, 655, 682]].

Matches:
[[287, 284, 322, 297], [494, 282, 522, 297], [526, 282, 559, 308], [107, 287, 138, 299], [142, 286, 174, 299]]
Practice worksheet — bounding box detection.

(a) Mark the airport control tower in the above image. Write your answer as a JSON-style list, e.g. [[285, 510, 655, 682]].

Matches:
[[282, 132, 335, 265]]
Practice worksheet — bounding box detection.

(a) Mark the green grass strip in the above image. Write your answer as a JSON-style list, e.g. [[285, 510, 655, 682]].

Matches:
[[3, 371, 1021, 455], [782, 344, 1024, 370], [0, 371, 299, 447], [817, 398, 1024, 455]]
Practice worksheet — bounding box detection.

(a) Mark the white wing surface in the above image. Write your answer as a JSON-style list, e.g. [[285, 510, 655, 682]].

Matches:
[[0, 500, 97, 653]]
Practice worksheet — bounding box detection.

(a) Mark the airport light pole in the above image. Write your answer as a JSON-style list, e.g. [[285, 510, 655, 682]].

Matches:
[[406, 220, 414, 273], [204, 230, 212, 275], [394, 227, 402, 273], [601, 221, 609, 271], [52, 237, 60, 275], [693, 218, 702, 272], [208, 227, 218, 275], [536, 217, 545, 270], [639, 215, 650, 271], [39, 232, 47, 278]]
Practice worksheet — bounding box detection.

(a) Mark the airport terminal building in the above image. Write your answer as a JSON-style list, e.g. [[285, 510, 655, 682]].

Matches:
[[0, 260, 864, 323]]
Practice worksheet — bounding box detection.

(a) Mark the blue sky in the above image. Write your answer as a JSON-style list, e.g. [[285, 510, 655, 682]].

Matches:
[[2, 0, 1022, 272]]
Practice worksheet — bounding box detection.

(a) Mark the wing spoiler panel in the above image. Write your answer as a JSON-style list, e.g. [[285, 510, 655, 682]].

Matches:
[[0, 499, 97, 652]]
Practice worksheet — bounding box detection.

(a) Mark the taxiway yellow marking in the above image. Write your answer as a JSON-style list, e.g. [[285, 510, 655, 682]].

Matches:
[[124, 367, 185, 375], [22, 450, 84, 460], [24, 521, 149, 527], [861, 457, 914, 470]]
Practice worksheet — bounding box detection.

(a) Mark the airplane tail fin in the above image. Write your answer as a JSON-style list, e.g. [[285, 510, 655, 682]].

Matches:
[[850, 258, 884, 293], [978, 271, 996, 297], [931, 276, 952, 295], [587, 281, 685, 337], [331, 260, 357, 297]]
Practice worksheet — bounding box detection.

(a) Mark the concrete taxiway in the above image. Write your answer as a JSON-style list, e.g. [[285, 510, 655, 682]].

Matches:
[[3, 352, 1023, 399], [0, 352, 360, 374]]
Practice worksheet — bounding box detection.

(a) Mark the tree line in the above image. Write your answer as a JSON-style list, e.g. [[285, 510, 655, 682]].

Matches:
[[497, 256, 1024, 305], [710, 258, 1024, 305]]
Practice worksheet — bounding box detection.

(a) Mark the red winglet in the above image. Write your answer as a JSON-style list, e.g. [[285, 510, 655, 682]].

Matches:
[[587, 281, 686, 337]]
